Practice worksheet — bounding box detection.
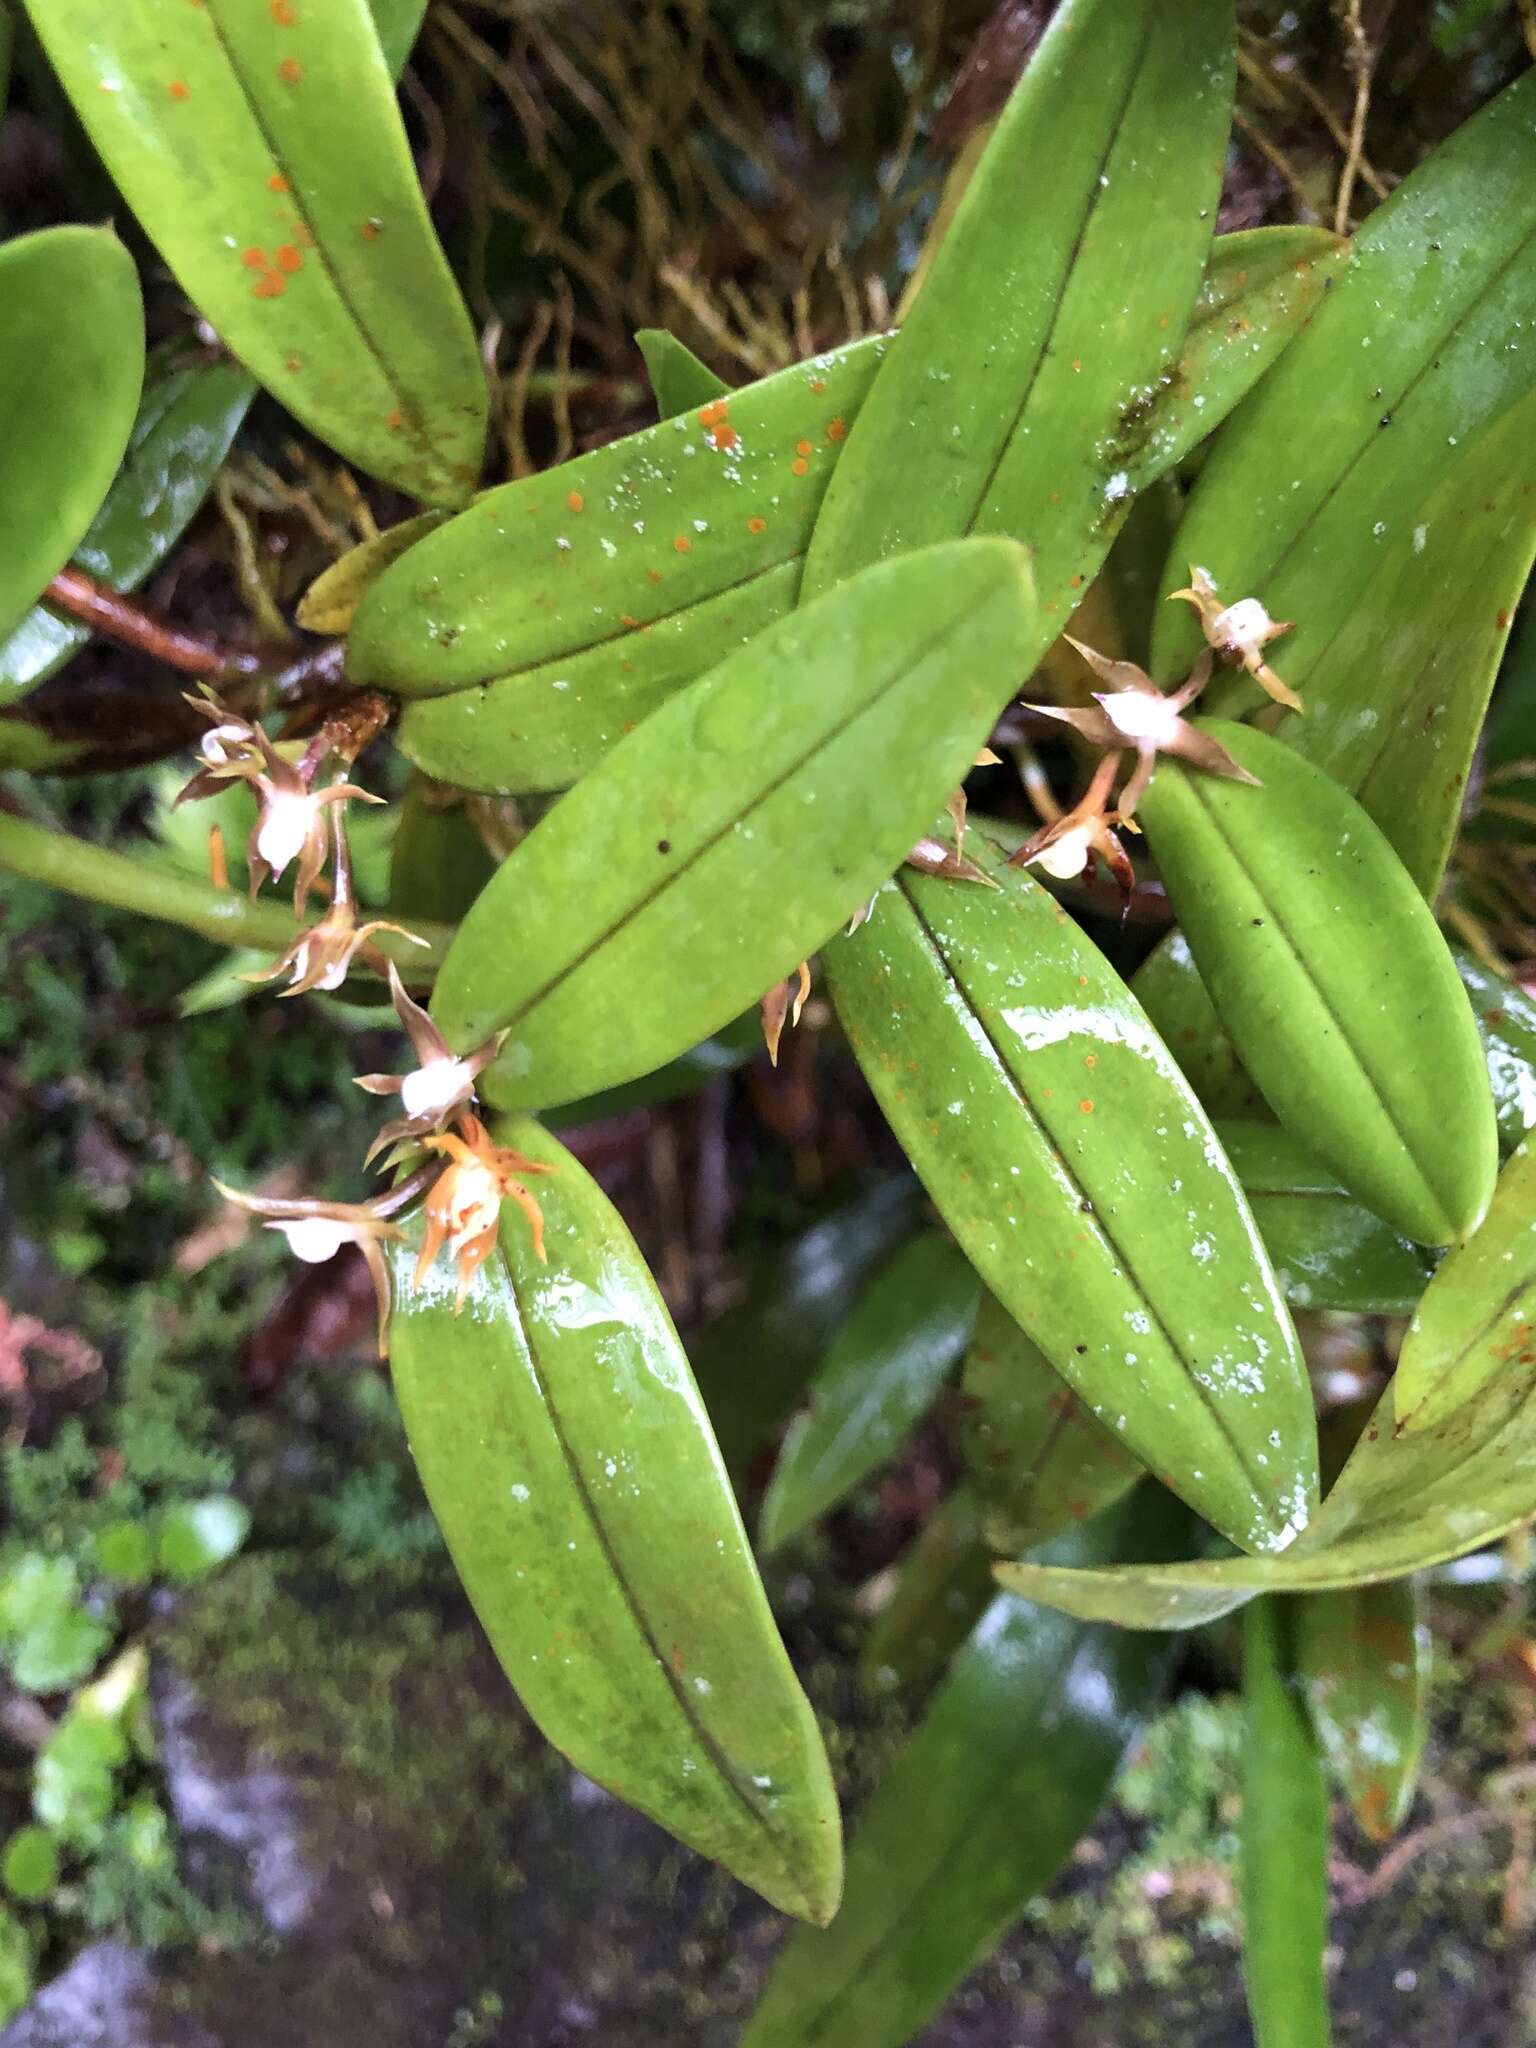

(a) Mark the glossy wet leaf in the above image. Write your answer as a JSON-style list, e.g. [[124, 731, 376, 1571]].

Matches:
[[429, 539, 1035, 1110], [388, 1116, 842, 1922], [1138, 932, 1536, 1157], [802, 0, 1234, 602], [1295, 1579, 1430, 1842], [156, 1496, 250, 1582], [1219, 1121, 1438, 1315], [25, 0, 486, 505], [365, 229, 1334, 796], [545, 1014, 762, 1132], [996, 1307, 1536, 1626], [692, 1178, 924, 1487], [1242, 1599, 1334, 2048], [0, 349, 254, 707], [1139, 719, 1497, 1246], [295, 512, 448, 635], [759, 1232, 980, 1552], [1395, 1136, 1536, 1434], [1152, 68, 1536, 704], [0, 227, 143, 642], [741, 1496, 1184, 2048], [824, 826, 1316, 1557], [859, 1486, 996, 1698], [959, 1292, 1141, 1554], [1276, 388, 1536, 896], [635, 328, 729, 417]]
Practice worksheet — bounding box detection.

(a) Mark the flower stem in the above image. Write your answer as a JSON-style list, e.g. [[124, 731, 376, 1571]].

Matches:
[[0, 809, 452, 974]]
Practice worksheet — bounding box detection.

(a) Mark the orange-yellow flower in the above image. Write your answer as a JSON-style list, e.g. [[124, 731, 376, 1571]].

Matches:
[[412, 1116, 550, 1310]]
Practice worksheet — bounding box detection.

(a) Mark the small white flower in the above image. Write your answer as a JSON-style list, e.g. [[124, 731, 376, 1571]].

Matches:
[[199, 721, 254, 767], [1210, 598, 1278, 664], [400, 1055, 475, 1124], [270, 1215, 357, 1263], [255, 787, 323, 877], [1030, 824, 1094, 880], [1096, 689, 1184, 747]]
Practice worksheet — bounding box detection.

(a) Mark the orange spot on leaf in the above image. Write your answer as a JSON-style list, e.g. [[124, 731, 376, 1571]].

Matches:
[[795, 438, 814, 456], [275, 244, 303, 273], [672, 534, 692, 554], [826, 416, 847, 442], [167, 79, 190, 100], [566, 489, 584, 513], [386, 409, 405, 433], [747, 516, 767, 535], [791, 458, 809, 477], [267, 172, 290, 194], [271, 0, 297, 20], [358, 219, 384, 241], [278, 56, 303, 85], [1079, 1098, 1094, 1113]]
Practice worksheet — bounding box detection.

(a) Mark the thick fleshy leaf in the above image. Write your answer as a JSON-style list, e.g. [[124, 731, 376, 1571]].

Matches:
[[1138, 720, 1497, 1246], [369, 0, 429, 74], [740, 1496, 1184, 2048], [0, 349, 254, 707], [692, 1179, 924, 1488], [429, 539, 1035, 1110], [388, 1115, 842, 1923], [1277, 389, 1536, 896], [1139, 933, 1536, 1157], [802, 0, 1234, 601], [0, 227, 144, 642], [295, 512, 448, 636], [1294, 1579, 1430, 1841], [635, 329, 729, 417], [386, 781, 496, 926], [1395, 1135, 1536, 1433], [996, 1307, 1536, 1626], [859, 1486, 996, 1698], [365, 229, 1334, 797], [1219, 1121, 1438, 1316], [758, 1232, 980, 1552], [959, 1292, 1141, 1554], [1152, 68, 1536, 702], [25, 0, 486, 505], [824, 826, 1316, 1556], [544, 1015, 761, 1130], [1241, 1599, 1334, 2048]]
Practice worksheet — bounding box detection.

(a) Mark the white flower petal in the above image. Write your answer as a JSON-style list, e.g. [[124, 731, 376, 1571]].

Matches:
[[401, 1056, 473, 1123], [1211, 597, 1275, 659], [1033, 826, 1093, 880], [255, 788, 320, 876], [1098, 689, 1181, 747], [272, 1217, 355, 1263]]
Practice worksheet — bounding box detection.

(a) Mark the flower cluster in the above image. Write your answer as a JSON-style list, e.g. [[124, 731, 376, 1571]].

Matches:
[[1008, 569, 1297, 901], [181, 693, 547, 1353]]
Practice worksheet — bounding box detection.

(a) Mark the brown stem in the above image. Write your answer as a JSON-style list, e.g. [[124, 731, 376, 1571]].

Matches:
[[45, 567, 271, 679]]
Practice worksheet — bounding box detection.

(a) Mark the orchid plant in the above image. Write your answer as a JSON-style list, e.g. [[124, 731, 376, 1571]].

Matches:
[[0, 2, 1533, 2044]]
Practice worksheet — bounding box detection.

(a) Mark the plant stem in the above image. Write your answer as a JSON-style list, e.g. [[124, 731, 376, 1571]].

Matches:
[[0, 809, 452, 971]]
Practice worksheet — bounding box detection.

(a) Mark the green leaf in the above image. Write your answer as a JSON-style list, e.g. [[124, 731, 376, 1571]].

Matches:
[[368, 0, 428, 75], [156, 1495, 250, 1582], [995, 1308, 1536, 1626], [1294, 1579, 1430, 1842], [1131, 930, 1269, 1118], [1241, 1599, 1334, 2048], [759, 1232, 980, 1552], [365, 227, 1336, 797], [294, 510, 449, 635], [430, 539, 1036, 1111], [1152, 68, 1536, 701], [801, 0, 1234, 601], [1274, 388, 1536, 896], [635, 328, 730, 417], [388, 1115, 842, 1923], [1395, 1134, 1536, 1433], [387, 781, 496, 926], [1, 1827, 59, 1904], [1219, 1121, 1439, 1315], [0, 1556, 110, 1695], [1139, 932, 1536, 1158], [959, 1294, 1143, 1555], [25, 0, 486, 505], [93, 1521, 154, 1588], [545, 1013, 763, 1131], [0, 226, 143, 641], [691, 1178, 924, 1487], [0, 347, 255, 707], [740, 1496, 1184, 2048], [0, 1907, 33, 2030], [824, 827, 1317, 1557], [859, 1486, 996, 1698], [1138, 720, 1497, 1246]]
